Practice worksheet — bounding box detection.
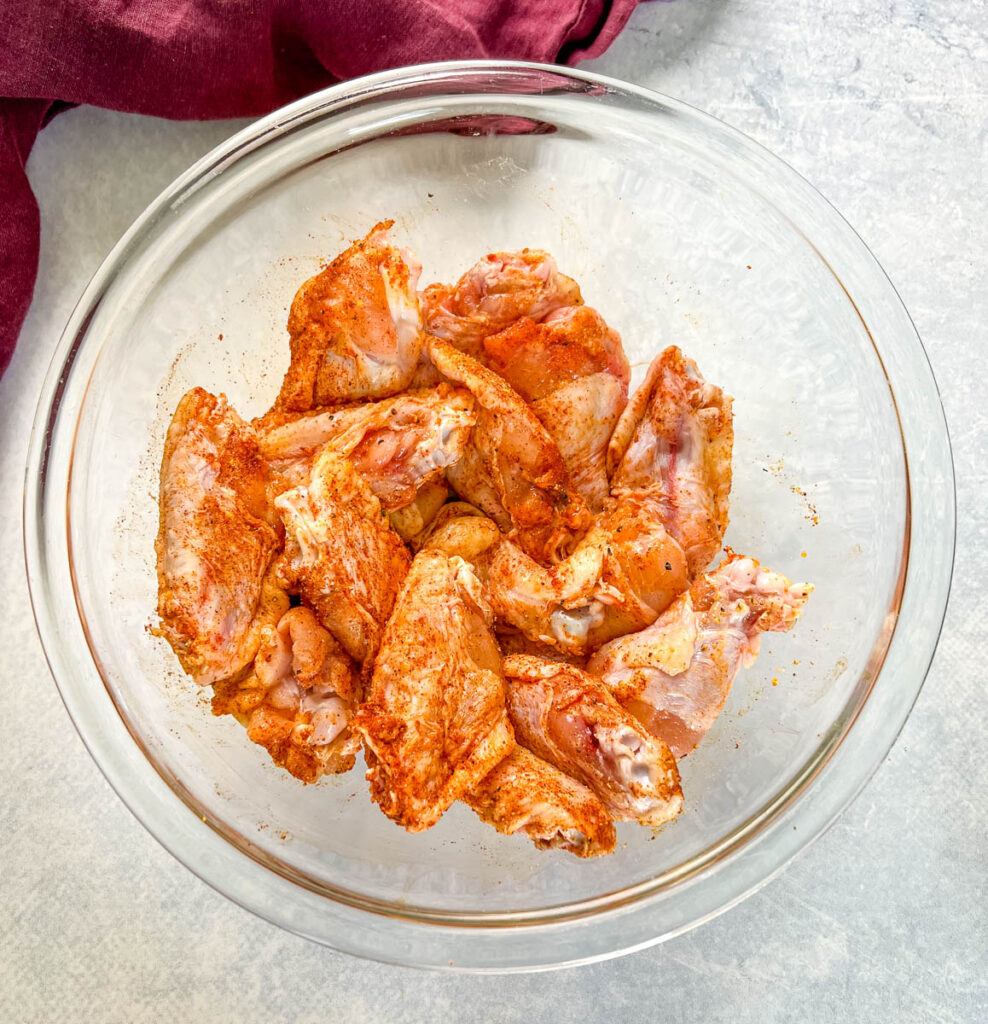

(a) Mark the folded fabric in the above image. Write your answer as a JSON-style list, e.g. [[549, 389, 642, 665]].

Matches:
[[0, 0, 647, 378]]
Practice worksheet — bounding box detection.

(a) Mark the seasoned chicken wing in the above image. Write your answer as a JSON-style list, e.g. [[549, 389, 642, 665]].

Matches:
[[422, 249, 582, 361], [428, 336, 592, 563], [608, 346, 734, 576], [353, 551, 514, 832], [212, 607, 360, 781], [483, 306, 630, 509], [588, 553, 813, 757], [486, 499, 688, 655], [503, 655, 683, 827], [274, 222, 424, 411], [154, 388, 288, 685], [258, 384, 475, 509], [465, 746, 616, 857], [274, 448, 410, 664]]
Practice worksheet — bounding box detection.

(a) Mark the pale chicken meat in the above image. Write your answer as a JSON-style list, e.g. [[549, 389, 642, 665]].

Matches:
[[387, 478, 449, 543], [154, 388, 289, 686], [608, 346, 734, 577], [422, 249, 583, 361], [212, 607, 360, 781], [588, 553, 813, 757], [483, 306, 630, 510], [486, 498, 688, 655], [428, 335, 592, 564], [416, 501, 502, 579], [274, 448, 410, 664], [465, 746, 616, 857], [257, 384, 475, 509], [503, 655, 683, 827], [274, 222, 424, 411], [353, 550, 514, 832]]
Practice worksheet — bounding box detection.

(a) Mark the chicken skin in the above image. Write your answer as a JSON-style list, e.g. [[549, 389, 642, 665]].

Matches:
[[257, 384, 475, 509], [483, 306, 630, 510], [353, 550, 514, 832], [465, 746, 616, 857], [428, 336, 592, 563], [154, 388, 288, 685], [608, 346, 734, 577], [274, 448, 410, 664], [274, 222, 424, 411], [211, 607, 360, 781], [588, 553, 813, 757], [502, 655, 683, 827], [422, 249, 583, 361]]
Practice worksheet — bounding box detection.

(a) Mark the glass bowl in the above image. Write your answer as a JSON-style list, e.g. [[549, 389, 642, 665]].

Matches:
[[24, 62, 954, 971]]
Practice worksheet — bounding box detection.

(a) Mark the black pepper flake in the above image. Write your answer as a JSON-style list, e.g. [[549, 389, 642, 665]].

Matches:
[[665, 561, 672, 571]]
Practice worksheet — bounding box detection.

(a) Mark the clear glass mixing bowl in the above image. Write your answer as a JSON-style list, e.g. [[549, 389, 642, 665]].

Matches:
[[24, 62, 954, 971]]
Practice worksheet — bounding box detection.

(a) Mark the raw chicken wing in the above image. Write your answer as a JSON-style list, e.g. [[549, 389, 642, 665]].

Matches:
[[353, 550, 514, 831], [608, 346, 733, 576], [154, 388, 288, 685], [428, 336, 592, 563], [487, 500, 687, 654], [274, 448, 410, 664], [483, 306, 630, 509], [465, 746, 616, 857], [422, 249, 582, 361], [588, 552, 813, 757], [258, 384, 475, 509], [503, 655, 683, 827], [212, 607, 360, 781], [274, 222, 424, 411]]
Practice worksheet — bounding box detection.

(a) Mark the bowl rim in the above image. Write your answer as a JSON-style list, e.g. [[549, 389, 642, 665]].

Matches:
[[23, 59, 955, 971]]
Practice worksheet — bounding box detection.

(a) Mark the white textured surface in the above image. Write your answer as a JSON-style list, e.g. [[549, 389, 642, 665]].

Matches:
[[1, 1, 985, 1019]]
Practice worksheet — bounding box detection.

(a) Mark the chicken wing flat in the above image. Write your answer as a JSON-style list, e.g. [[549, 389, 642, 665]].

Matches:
[[274, 448, 410, 664], [483, 306, 630, 510], [353, 550, 514, 832], [274, 222, 424, 411], [422, 249, 582, 361], [212, 607, 360, 781], [154, 388, 288, 685], [503, 655, 682, 827], [465, 746, 616, 857], [608, 346, 734, 577], [428, 336, 592, 563], [258, 384, 475, 509], [588, 552, 812, 757]]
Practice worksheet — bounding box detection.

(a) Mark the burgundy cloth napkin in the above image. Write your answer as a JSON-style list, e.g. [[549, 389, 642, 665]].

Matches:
[[0, 0, 645, 379]]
